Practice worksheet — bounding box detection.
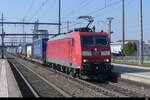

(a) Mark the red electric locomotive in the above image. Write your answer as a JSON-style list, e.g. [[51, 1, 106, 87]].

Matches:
[[46, 16, 113, 79]]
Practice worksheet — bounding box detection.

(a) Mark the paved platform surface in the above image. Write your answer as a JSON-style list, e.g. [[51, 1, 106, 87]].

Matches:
[[0, 59, 22, 97], [112, 63, 150, 85]]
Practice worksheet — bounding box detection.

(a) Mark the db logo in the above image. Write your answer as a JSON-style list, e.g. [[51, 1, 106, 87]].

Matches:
[[94, 48, 97, 51]]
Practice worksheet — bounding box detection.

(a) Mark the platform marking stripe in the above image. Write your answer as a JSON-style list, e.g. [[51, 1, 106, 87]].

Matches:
[[0, 60, 8, 97]]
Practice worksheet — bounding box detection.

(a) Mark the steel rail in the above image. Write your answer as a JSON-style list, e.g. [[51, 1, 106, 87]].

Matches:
[[11, 54, 132, 97], [10, 61, 40, 97], [106, 80, 146, 97], [16, 60, 72, 97], [49, 66, 127, 97], [17, 55, 125, 97]]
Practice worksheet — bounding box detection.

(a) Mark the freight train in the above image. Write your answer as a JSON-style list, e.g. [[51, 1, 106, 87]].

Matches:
[[14, 16, 113, 79]]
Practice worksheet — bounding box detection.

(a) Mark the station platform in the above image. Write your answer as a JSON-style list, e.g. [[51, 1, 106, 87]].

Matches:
[[112, 63, 150, 85], [0, 59, 22, 97]]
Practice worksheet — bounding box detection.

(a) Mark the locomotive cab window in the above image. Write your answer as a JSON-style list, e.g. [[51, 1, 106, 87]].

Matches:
[[72, 38, 75, 47], [81, 36, 108, 47], [95, 36, 108, 46]]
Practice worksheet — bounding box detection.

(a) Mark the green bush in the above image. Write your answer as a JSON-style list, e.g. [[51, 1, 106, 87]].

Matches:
[[123, 42, 137, 56]]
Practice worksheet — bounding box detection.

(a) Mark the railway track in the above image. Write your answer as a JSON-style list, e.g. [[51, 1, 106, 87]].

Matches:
[[6, 53, 150, 98], [7, 55, 72, 97]]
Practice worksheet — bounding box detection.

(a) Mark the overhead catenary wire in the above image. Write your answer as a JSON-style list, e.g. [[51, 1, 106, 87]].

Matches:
[[61, 0, 121, 29], [28, 0, 49, 21], [62, 0, 120, 22], [47, 0, 108, 32], [61, 22, 83, 30], [23, 0, 37, 19], [22, 0, 138, 36], [87, 0, 122, 15], [60, 0, 136, 33], [62, 0, 95, 21], [37, 0, 56, 19]]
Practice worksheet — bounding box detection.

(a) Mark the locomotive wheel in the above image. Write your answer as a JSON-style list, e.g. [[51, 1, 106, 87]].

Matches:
[[60, 66, 64, 72], [66, 67, 70, 74], [49, 64, 52, 68], [57, 65, 61, 71], [77, 69, 81, 78], [62, 66, 66, 73], [51, 63, 54, 68], [71, 68, 76, 78], [53, 64, 57, 71]]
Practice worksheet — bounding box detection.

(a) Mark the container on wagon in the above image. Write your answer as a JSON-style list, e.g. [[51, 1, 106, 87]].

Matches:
[[32, 38, 48, 60], [18, 45, 23, 55], [7, 47, 17, 54], [27, 45, 32, 58], [22, 43, 32, 57]]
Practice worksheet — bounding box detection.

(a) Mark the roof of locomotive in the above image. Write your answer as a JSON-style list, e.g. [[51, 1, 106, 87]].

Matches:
[[48, 31, 108, 42], [48, 33, 72, 41], [79, 32, 108, 36]]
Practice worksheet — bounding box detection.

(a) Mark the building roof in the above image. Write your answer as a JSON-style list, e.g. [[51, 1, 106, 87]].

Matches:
[[117, 40, 139, 43]]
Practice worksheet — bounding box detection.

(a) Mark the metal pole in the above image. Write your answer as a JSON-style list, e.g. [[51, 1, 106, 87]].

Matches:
[[139, 0, 143, 64], [105, 0, 107, 8], [67, 21, 71, 32], [23, 19, 25, 45], [1, 13, 4, 59], [108, 20, 111, 42], [122, 0, 125, 53], [58, 0, 61, 34], [107, 17, 113, 43]]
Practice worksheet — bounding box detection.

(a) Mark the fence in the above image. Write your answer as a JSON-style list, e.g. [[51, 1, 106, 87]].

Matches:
[[112, 56, 150, 63]]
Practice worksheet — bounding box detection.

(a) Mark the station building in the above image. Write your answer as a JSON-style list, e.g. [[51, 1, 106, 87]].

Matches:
[[111, 40, 150, 56]]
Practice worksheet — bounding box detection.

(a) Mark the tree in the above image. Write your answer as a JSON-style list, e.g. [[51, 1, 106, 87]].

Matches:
[[123, 42, 137, 56], [133, 42, 137, 51]]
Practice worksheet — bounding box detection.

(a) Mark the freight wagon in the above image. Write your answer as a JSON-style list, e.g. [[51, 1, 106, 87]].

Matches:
[[18, 45, 22, 55], [27, 45, 32, 58], [7, 47, 17, 54], [22, 44, 26, 56], [32, 38, 48, 60], [22, 43, 32, 57]]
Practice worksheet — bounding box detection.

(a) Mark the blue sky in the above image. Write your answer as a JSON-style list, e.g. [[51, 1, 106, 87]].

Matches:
[[0, 0, 150, 43]]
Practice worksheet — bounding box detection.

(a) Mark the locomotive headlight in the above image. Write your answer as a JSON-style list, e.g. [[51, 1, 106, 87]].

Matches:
[[104, 59, 110, 63], [101, 51, 110, 56], [83, 59, 88, 63]]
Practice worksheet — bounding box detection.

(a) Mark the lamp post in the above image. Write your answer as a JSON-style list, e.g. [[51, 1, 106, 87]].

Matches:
[[1, 13, 5, 59], [139, 0, 143, 64], [122, 0, 125, 52], [58, 0, 61, 34]]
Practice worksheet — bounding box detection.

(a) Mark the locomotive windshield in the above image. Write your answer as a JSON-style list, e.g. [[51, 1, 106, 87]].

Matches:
[[81, 36, 108, 47]]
